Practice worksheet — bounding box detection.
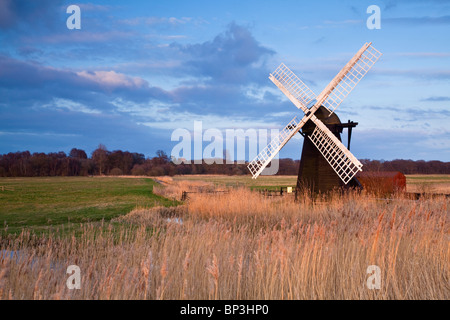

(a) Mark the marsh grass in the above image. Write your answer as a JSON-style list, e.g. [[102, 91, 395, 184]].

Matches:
[[0, 184, 448, 300]]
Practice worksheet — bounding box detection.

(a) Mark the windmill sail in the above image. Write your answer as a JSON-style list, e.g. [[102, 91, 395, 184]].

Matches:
[[316, 42, 382, 114], [248, 115, 309, 179], [269, 63, 316, 113], [309, 116, 363, 184], [248, 43, 381, 185]]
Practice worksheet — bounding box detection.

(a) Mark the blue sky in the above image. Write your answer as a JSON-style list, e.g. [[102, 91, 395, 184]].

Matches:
[[0, 0, 449, 161]]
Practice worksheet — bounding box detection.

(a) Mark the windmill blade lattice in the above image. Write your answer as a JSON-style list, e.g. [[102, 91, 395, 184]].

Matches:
[[309, 117, 363, 184], [318, 43, 382, 114], [248, 116, 310, 179], [247, 43, 381, 183], [269, 63, 316, 113]]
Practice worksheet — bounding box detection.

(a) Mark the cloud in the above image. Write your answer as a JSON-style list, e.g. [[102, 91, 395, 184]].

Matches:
[[394, 52, 450, 58], [76, 70, 147, 90], [42, 98, 102, 114], [384, 15, 450, 26], [421, 96, 450, 102], [373, 67, 450, 80], [0, 0, 63, 30], [0, 22, 292, 158], [354, 128, 450, 161], [0, 0, 15, 29], [176, 22, 275, 84], [36, 30, 136, 44], [0, 55, 170, 103], [77, 3, 113, 12], [120, 16, 193, 27], [384, 1, 397, 11]]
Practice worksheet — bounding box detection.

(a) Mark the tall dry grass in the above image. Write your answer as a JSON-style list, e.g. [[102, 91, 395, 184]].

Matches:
[[153, 176, 216, 201], [0, 187, 448, 299]]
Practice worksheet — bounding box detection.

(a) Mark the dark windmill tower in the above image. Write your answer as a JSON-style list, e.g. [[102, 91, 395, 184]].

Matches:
[[297, 106, 361, 194], [247, 43, 382, 195]]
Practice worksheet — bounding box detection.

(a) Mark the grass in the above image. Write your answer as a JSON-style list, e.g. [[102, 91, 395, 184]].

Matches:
[[172, 174, 298, 188], [173, 174, 450, 194], [0, 175, 448, 300], [0, 177, 178, 234], [405, 174, 450, 194]]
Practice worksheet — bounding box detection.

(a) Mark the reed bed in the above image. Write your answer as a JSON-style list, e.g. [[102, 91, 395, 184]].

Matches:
[[153, 177, 215, 201], [0, 188, 448, 300]]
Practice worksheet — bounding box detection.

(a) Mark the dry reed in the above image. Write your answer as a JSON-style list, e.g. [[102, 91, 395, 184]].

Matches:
[[0, 186, 448, 300]]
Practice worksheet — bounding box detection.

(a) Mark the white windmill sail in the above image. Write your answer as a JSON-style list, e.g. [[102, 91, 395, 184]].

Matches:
[[315, 42, 382, 115], [269, 63, 316, 113], [309, 116, 363, 184], [248, 116, 308, 179], [248, 43, 381, 182]]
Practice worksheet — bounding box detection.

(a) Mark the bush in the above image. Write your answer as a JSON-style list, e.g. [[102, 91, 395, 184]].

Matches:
[[131, 164, 146, 176], [109, 167, 123, 176]]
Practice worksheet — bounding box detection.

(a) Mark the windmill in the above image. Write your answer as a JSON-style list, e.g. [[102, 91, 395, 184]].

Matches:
[[247, 42, 382, 194]]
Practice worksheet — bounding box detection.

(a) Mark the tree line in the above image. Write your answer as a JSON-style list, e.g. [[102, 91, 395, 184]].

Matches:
[[0, 145, 448, 177]]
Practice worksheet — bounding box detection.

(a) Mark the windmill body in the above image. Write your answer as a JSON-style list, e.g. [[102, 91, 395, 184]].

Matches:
[[247, 43, 382, 194], [297, 106, 344, 194]]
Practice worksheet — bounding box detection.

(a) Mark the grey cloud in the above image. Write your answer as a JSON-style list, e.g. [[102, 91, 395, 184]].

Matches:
[[384, 15, 450, 26], [421, 96, 450, 102], [0, 55, 171, 106], [0, 0, 63, 30], [176, 22, 275, 85]]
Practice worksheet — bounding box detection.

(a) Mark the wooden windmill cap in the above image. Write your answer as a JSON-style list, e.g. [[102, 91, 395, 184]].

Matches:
[[302, 105, 342, 134]]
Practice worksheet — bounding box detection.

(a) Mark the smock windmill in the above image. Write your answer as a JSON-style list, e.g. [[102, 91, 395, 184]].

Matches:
[[247, 42, 382, 194]]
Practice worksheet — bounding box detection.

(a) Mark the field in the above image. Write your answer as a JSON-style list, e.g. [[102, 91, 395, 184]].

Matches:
[[172, 174, 450, 194], [0, 177, 177, 234], [173, 174, 298, 188], [405, 174, 450, 194], [0, 175, 448, 300]]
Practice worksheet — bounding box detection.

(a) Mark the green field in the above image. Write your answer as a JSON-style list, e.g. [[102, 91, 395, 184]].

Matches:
[[173, 174, 298, 189], [174, 174, 450, 193], [0, 177, 177, 234], [1, 174, 448, 235], [405, 174, 450, 193]]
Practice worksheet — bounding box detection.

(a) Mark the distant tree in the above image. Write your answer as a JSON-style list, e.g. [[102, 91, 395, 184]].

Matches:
[[69, 148, 87, 159], [131, 152, 145, 165], [92, 144, 108, 175], [80, 159, 95, 176], [154, 150, 170, 165]]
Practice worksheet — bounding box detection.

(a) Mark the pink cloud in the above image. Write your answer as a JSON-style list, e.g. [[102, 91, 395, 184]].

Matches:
[[76, 70, 147, 89]]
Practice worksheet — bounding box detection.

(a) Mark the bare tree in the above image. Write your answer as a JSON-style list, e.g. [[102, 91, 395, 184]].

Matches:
[[92, 144, 108, 175]]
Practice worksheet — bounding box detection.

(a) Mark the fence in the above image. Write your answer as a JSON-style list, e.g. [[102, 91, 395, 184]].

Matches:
[[256, 186, 296, 197], [181, 190, 228, 201]]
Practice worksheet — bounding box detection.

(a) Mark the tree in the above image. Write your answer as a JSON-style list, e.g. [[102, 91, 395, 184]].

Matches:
[[92, 144, 108, 175], [69, 148, 87, 159]]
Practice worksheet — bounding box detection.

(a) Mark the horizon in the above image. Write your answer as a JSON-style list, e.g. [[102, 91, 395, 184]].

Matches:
[[1, 0, 449, 162], [2, 145, 449, 164]]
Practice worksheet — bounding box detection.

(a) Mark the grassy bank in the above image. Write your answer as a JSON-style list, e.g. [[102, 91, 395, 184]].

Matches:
[[0, 177, 177, 234]]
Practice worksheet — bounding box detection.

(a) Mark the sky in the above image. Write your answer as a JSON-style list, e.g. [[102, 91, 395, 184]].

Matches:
[[0, 0, 449, 162]]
